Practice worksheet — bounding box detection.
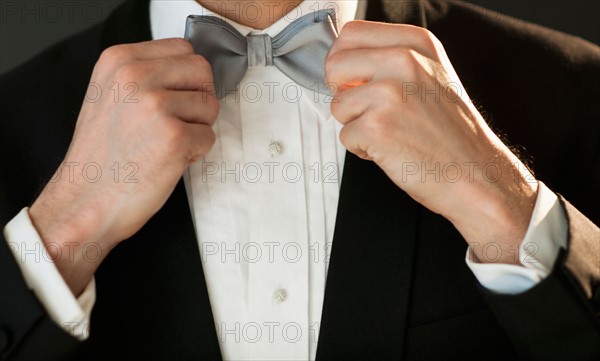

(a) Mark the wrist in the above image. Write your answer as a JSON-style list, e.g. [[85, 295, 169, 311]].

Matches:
[[29, 186, 110, 296], [446, 153, 538, 265]]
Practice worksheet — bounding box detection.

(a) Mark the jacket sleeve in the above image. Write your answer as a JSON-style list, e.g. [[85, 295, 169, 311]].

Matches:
[[480, 196, 600, 361], [0, 233, 81, 361]]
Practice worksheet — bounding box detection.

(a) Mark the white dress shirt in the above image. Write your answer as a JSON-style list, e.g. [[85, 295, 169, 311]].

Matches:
[[3, 0, 567, 360]]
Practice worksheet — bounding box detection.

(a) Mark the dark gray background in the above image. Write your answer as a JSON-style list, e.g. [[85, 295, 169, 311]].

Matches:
[[1, 0, 598, 75]]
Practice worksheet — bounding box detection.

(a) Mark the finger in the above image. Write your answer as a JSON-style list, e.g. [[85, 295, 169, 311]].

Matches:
[[332, 79, 405, 126], [331, 82, 371, 125], [180, 123, 216, 164], [326, 47, 417, 93], [148, 54, 213, 91], [163, 90, 219, 126], [141, 90, 219, 126], [103, 38, 195, 64], [329, 21, 438, 59], [339, 118, 371, 160], [137, 54, 214, 91]]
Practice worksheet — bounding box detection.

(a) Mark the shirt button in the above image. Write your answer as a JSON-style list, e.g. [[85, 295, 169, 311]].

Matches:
[[272, 289, 287, 304], [268, 141, 282, 157]]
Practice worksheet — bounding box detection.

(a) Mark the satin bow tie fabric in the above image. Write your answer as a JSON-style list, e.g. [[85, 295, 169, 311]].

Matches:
[[184, 9, 339, 99]]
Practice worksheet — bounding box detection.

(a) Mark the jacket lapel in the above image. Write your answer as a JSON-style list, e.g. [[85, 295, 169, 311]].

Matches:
[[316, 152, 421, 359], [316, 1, 426, 359]]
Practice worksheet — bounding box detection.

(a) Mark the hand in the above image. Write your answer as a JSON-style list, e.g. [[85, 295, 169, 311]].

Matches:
[[326, 21, 538, 265], [29, 38, 219, 295]]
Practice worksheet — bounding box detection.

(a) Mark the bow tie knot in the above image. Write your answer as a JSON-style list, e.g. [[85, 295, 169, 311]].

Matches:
[[247, 34, 273, 67], [185, 9, 339, 99]]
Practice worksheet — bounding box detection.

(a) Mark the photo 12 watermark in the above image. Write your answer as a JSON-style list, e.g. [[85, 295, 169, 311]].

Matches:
[[1, 1, 105, 24], [49, 162, 140, 184], [200, 241, 332, 264]]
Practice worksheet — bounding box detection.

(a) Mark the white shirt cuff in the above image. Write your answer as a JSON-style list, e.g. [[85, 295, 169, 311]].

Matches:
[[3, 208, 96, 340], [466, 181, 568, 295]]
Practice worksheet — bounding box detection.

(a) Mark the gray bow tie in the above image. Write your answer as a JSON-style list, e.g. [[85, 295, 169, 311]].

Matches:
[[184, 9, 339, 99]]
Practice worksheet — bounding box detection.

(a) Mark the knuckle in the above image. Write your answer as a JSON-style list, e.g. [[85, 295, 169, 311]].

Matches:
[[168, 37, 194, 53], [190, 54, 210, 69], [174, 55, 214, 88], [412, 26, 431, 41], [338, 126, 350, 146], [162, 121, 185, 153], [205, 128, 217, 147], [388, 47, 411, 66], [96, 45, 134, 75], [205, 96, 220, 123], [375, 80, 402, 102], [324, 51, 343, 80], [114, 62, 144, 83], [99, 44, 130, 65], [198, 127, 216, 155], [388, 47, 420, 77], [363, 112, 389, 140], [190, 55, 213, 80], [143, 91, 169, 112], [415, 27, 439, 50], [340, 20, 362, 36], [418, 27, 434, 37]]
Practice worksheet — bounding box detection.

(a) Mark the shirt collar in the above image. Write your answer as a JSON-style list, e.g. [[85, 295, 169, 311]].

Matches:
[[150, 0, 366, 40]]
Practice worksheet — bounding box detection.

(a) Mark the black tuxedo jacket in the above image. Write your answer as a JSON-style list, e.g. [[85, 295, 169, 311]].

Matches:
[[1, 1, 599, 360]]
